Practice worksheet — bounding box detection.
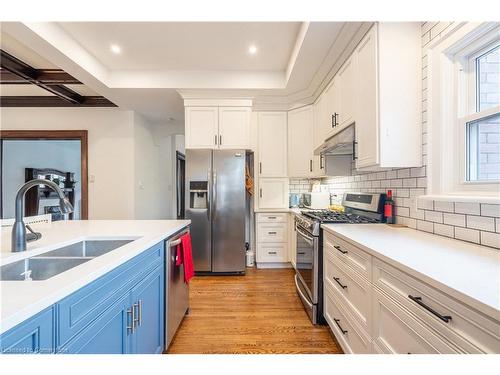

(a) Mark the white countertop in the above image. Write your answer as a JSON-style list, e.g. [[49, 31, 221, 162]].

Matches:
[[0, 219, 190, 334], [321, 224, 500, 320], [254, 207, 304, 215]]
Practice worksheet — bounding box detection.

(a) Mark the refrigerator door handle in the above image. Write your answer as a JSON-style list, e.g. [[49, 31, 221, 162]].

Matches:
[[212, 170, 217, 221], [207, 170, 211, 220]]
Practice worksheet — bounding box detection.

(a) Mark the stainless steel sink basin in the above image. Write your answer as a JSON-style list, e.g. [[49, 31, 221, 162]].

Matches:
[[35, 239, 135, 258], [1, 238, 137, 281], [0, 257, 91, 281]]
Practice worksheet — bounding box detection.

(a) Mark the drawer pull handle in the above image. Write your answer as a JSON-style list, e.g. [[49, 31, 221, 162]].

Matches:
[[408, 295, 452, 323], [333, 318, 348, 334], [268, 251, 277, 254], [268, 231, 277, 235], [333, 277, 348, 289], [268, 216, 277, 219], [298, 252, 306, 255], [334, 245, 348, 254]]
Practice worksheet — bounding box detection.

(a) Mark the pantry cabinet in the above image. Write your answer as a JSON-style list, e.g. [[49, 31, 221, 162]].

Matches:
[[257, 112, 287, 177], [257, 178, 289, 209], [185, 106, 251, 149], [354, 23, 421, 169], [288, 106, 314, 178]]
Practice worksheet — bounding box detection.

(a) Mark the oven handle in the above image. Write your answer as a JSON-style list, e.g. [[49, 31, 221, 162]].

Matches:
[[296, 226, 315, 244], [294, 274, 313, 308]]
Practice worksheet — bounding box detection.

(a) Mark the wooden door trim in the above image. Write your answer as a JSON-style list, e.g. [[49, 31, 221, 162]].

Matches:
[[0, 130, 89, 219]]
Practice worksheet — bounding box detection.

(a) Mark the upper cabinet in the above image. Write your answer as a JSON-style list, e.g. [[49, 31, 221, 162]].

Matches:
[[355, 23, 421, 169], [288, 106, 314, 178], [336, 55, 356, 129], [185, 106, 251, 150], [218, 107, 251, 149], [185, 107, 219, 149], [257, 112, 288, 178]]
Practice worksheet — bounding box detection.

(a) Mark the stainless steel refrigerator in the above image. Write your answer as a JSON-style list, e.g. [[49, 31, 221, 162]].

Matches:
[[185, 149, 246, 274]]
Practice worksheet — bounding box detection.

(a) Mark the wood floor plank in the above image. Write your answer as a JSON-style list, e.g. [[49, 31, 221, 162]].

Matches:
[[167, 267, 342, 354]]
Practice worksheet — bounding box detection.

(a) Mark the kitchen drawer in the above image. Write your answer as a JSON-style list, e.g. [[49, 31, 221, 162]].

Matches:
[[256, 212, 288, 223], [324, 251, 371, 334], [323, 231, 372, 280], [57, 242, 163, 348], [324, 283, 372, 354], [257, 222, 288, 243], [256, 243, 287, 263], [373, 258, 500, 353], [372, 289, 459, 354]]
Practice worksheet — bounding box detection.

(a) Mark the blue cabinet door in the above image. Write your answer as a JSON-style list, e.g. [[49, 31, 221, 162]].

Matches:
[[0, 307, 54, 354], [130, 265, 165, 354], [60, 294, 132, 354]]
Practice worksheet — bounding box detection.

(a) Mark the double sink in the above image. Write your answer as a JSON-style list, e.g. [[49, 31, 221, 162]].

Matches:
[[1, 239, 137, 281]]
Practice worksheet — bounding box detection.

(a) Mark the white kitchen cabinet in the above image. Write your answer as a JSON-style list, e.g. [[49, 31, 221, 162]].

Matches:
[[256, 213, 290, 267], [323, 228, 500, 354], [289, 213, 297, 269], [288, 106, 314, 178], [257, 178, 288, 209], [185, 106, 251, 149], [323, 78, 340, 141], [257, 112, 287, 177], [185, 107, 219, 149], [218, 107, 251, 149], [354, 23, 421, 169], [337, 55, 356, 129]]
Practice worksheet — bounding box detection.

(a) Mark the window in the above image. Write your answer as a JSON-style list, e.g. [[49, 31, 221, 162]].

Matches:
[[464, 43, 500, 182], [427, 22, 500, 200]]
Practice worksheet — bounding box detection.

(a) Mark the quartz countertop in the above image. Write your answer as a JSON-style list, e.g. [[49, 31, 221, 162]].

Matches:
[[321, 223, 500, 320], [0, 219, 190, 334]]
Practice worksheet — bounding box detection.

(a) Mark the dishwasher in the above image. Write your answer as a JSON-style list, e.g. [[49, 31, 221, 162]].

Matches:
[[165, 228, 190, 349]]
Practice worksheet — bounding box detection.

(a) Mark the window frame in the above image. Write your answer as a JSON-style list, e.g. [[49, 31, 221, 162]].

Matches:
[[427, 22, 500, 202]]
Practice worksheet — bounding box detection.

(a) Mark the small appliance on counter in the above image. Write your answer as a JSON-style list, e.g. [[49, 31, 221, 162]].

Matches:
[[289, 193, 301, 208], [301, 192, 330, 209]]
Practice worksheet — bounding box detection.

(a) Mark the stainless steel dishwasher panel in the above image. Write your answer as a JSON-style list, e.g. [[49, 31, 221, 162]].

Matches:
[[165, 229, 190, 349]]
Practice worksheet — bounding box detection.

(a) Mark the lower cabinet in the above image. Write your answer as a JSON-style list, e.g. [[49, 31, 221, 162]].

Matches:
[[255, 212, 290, 267], [323, 230, 500, 354], [0, 307, 55, 354], [61, 295, 132, 354], [1, 241, 168, 355]]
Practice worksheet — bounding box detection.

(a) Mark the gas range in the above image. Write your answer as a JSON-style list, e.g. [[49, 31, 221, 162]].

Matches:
[[293, 192, 386, 325], [295, 192, 386, 236]]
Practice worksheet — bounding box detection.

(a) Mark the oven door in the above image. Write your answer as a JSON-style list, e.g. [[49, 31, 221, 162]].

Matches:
[[295, 225, 319, 304]]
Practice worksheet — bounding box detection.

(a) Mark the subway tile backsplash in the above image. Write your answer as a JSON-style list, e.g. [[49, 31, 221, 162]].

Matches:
[[288, 22, 499, 250]]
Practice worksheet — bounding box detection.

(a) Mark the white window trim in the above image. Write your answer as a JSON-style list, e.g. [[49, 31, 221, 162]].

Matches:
[[427, 22, 500, 204]]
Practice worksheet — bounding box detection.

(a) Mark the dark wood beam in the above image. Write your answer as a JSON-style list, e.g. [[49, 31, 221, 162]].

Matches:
[[1, 69, 81, 85], [0, 96, 117, 107], [1, 50, 83, 104]]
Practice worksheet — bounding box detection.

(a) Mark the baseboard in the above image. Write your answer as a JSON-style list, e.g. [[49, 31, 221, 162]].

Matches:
[[256, 262, 292, 269]]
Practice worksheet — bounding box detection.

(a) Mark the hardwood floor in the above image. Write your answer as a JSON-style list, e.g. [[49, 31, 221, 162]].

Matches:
[[167, 267, 343, 354]]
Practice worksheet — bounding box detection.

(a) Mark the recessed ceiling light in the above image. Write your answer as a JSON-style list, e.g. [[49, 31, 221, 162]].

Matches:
[[248, 45, 257, 55], [110, 44, 122, 54]]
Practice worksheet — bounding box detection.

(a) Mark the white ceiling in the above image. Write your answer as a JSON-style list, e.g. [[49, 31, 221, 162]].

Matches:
[[1, 22, 371, 124], [58, 22, 301, 71], [0, 31, 58, 68]]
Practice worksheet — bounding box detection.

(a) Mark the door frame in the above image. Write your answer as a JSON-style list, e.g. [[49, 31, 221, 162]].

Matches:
[[0, 130, 89, 219]]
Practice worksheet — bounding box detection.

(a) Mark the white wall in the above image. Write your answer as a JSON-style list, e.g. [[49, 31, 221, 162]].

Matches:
[[2, 140, 82, 219], [133, 113, 163, 219], [1, 108, 135, 219]]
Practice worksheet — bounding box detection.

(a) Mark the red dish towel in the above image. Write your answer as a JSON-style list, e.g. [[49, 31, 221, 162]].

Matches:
[[175, 233, 195, 283]]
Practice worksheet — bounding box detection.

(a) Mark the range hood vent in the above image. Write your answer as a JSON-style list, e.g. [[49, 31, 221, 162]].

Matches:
[[314, 124, 355, 156]]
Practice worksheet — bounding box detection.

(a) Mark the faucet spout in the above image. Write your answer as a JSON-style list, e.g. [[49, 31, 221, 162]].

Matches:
[[12, 179, 74, 252]]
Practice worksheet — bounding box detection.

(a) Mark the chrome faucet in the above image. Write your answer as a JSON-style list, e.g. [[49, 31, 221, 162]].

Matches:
[[12, 179, 74, 252]]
